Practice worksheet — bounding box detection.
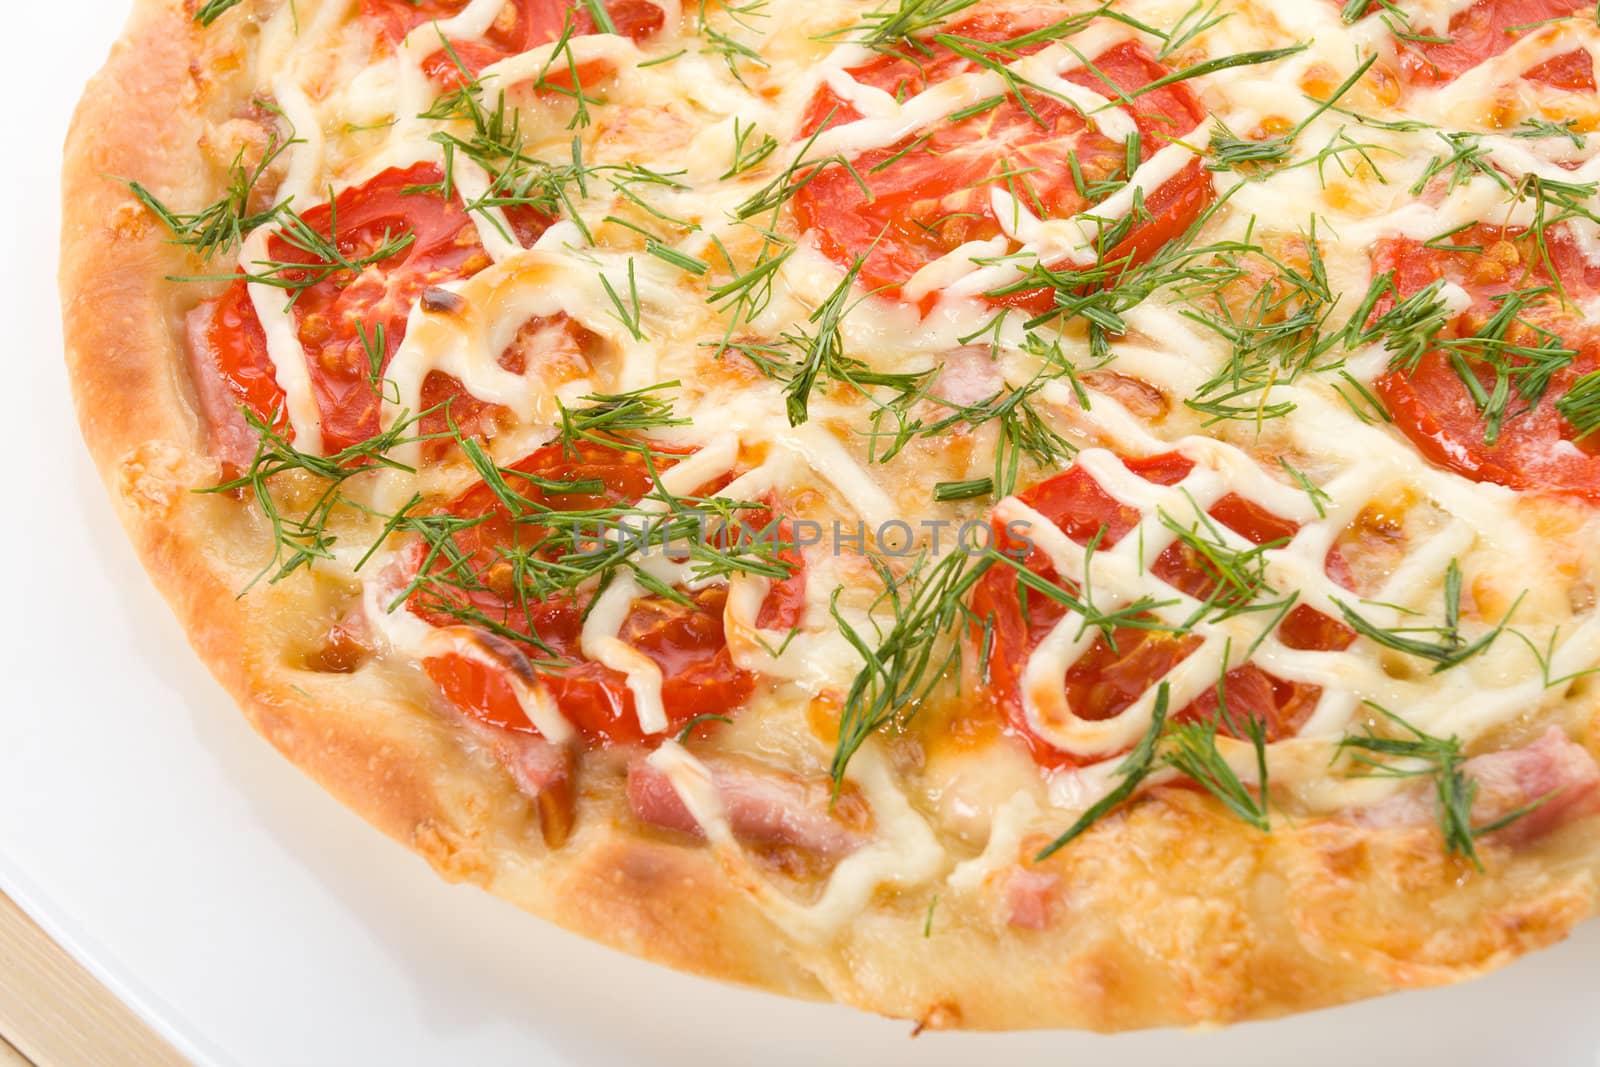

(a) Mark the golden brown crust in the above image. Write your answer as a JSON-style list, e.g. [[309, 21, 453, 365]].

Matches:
[[61, 0, 1600, 1033]]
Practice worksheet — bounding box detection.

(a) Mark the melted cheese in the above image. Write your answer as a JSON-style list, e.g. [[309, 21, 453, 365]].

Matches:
[[206, 0, 1600, 933]]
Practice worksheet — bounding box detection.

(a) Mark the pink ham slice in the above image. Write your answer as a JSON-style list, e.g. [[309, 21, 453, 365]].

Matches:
[[1461, 727, 1600, 844], [1004, 868, 1060, 930], [1359, 727, 1600, 845], [185, 301, 260, 469], [627, 757, 866, 860], [462, 720, 575, 847], [494, 731, 573, 802], [932, 345, 1005, 408]]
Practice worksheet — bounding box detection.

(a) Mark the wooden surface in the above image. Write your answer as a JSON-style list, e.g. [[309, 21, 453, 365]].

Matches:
[[0, 892, 187, 1067]]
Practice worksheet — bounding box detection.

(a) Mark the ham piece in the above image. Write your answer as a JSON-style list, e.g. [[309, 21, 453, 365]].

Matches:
[[627, 757, 865, 860]]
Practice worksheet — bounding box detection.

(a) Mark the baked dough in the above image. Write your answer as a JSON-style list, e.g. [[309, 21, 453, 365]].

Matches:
[[62, 0, 1600, 1030]]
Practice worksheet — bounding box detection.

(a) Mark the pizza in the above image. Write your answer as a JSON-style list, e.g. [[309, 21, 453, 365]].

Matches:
[[61, 0, 1600, 1031]]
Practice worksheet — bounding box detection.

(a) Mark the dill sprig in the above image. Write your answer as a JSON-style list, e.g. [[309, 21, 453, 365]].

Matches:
[[1409, 131, 1509, 197], [1158, 502, 1290, 626], [733, 116, 867, 222], [171, 203, 412, 307], [1279, 459, 1331, 517], [829, 550, 997, 787], [984, 190, 1241, 359], [783, 258, 867, 424], [827, 0, 983, 53], [1350, 275, 1577, 446], [204, 407, 434, 588], [697, 0, 773, 83], [986, 539, 1184, 652], [722, 119, 779, 180], [1346, 274, 1454, 370], [128, 133, 297, 260], [194, 0, 247, 25], [1332, 560, 1519, 672], [1338, 704, 1477, 862], [556, 383, 691, 452], [419, 52, 596, 242], [867, 359, 1077, 498], [1178, 228, 1342, 426], [729, 257, 934, 429], [1035, 684, 1171, 860], [1514, 118, 1587, 150], [1033, 672, 1277, 860], [1164, 673, 1270, 831], [1208, 54, 1377, 173], [1337, 704, 1553, 869], [1555, 369, 1600, 438]]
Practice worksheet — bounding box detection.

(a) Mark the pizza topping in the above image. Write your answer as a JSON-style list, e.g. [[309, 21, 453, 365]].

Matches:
[[190, 163, 509, 454], [971, 449, 1343, 769], [486, 728, 577, 846], [128, 130, 293, 263], [397, 431, 805, 747], [157, 0, 1600, 904], [628, 755, 869, 861], [1364, 225, 1600, 499], [1349, 721, 1600, 860], [1523, 48, 1597, 92], [1003, 867, 1061, 930], [1453, 726, 1600, 843], [184, 298, 271, 470], [304, 608, 375, 674], [362, 0, 665, 84], [193, 0, 247, 25], [1375, 0, 1592, 87], [791, 9, 1220, 310]]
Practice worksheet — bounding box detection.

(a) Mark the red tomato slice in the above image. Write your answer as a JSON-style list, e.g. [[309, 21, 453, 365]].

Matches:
[[422, 587, 752, 745], [191, 163, 560, 455], [1279, 602, 1357, 651], [1180, 663, 1323, 740], [1387, 0, 1588, 86], [1371, 225, 1600, 499], [1524, 48, 1597, 91], [972, 452, 1344, 768], [362, 0, 664, 84], [199, 281, 286, 440], [409, 440, 806, 746], [792, 10, 1212, 310]]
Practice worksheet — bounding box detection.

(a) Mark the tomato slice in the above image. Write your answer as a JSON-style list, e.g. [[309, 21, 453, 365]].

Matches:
[[1524, 48, 1597, 91], [191, 163, 561, 455], [408, 440, 806, 746], [1384, 0, 1589, 86], [362, 0, 664, 83], [199, 281, 286, 440], [972, 452, 1346, 768], [1371, 225, 1600, 499], [792, 10, 1212, 310]]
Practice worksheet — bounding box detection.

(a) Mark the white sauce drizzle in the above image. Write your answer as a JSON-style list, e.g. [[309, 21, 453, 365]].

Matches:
[[206, 0, 1600, 926]]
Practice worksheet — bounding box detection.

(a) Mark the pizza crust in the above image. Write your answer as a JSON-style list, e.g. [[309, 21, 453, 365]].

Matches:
[[61, 0, 1600, 1032]]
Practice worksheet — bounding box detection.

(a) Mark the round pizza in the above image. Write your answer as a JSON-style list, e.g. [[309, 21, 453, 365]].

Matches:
[[62, 0, 1600, 1031]]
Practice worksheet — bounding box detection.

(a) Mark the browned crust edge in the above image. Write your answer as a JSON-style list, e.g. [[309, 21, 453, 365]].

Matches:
[[60, 0, 1600, 1033]]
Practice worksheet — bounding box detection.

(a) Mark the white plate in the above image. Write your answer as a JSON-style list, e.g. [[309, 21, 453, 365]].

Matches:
[[7, 4, 1600, 1064]]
